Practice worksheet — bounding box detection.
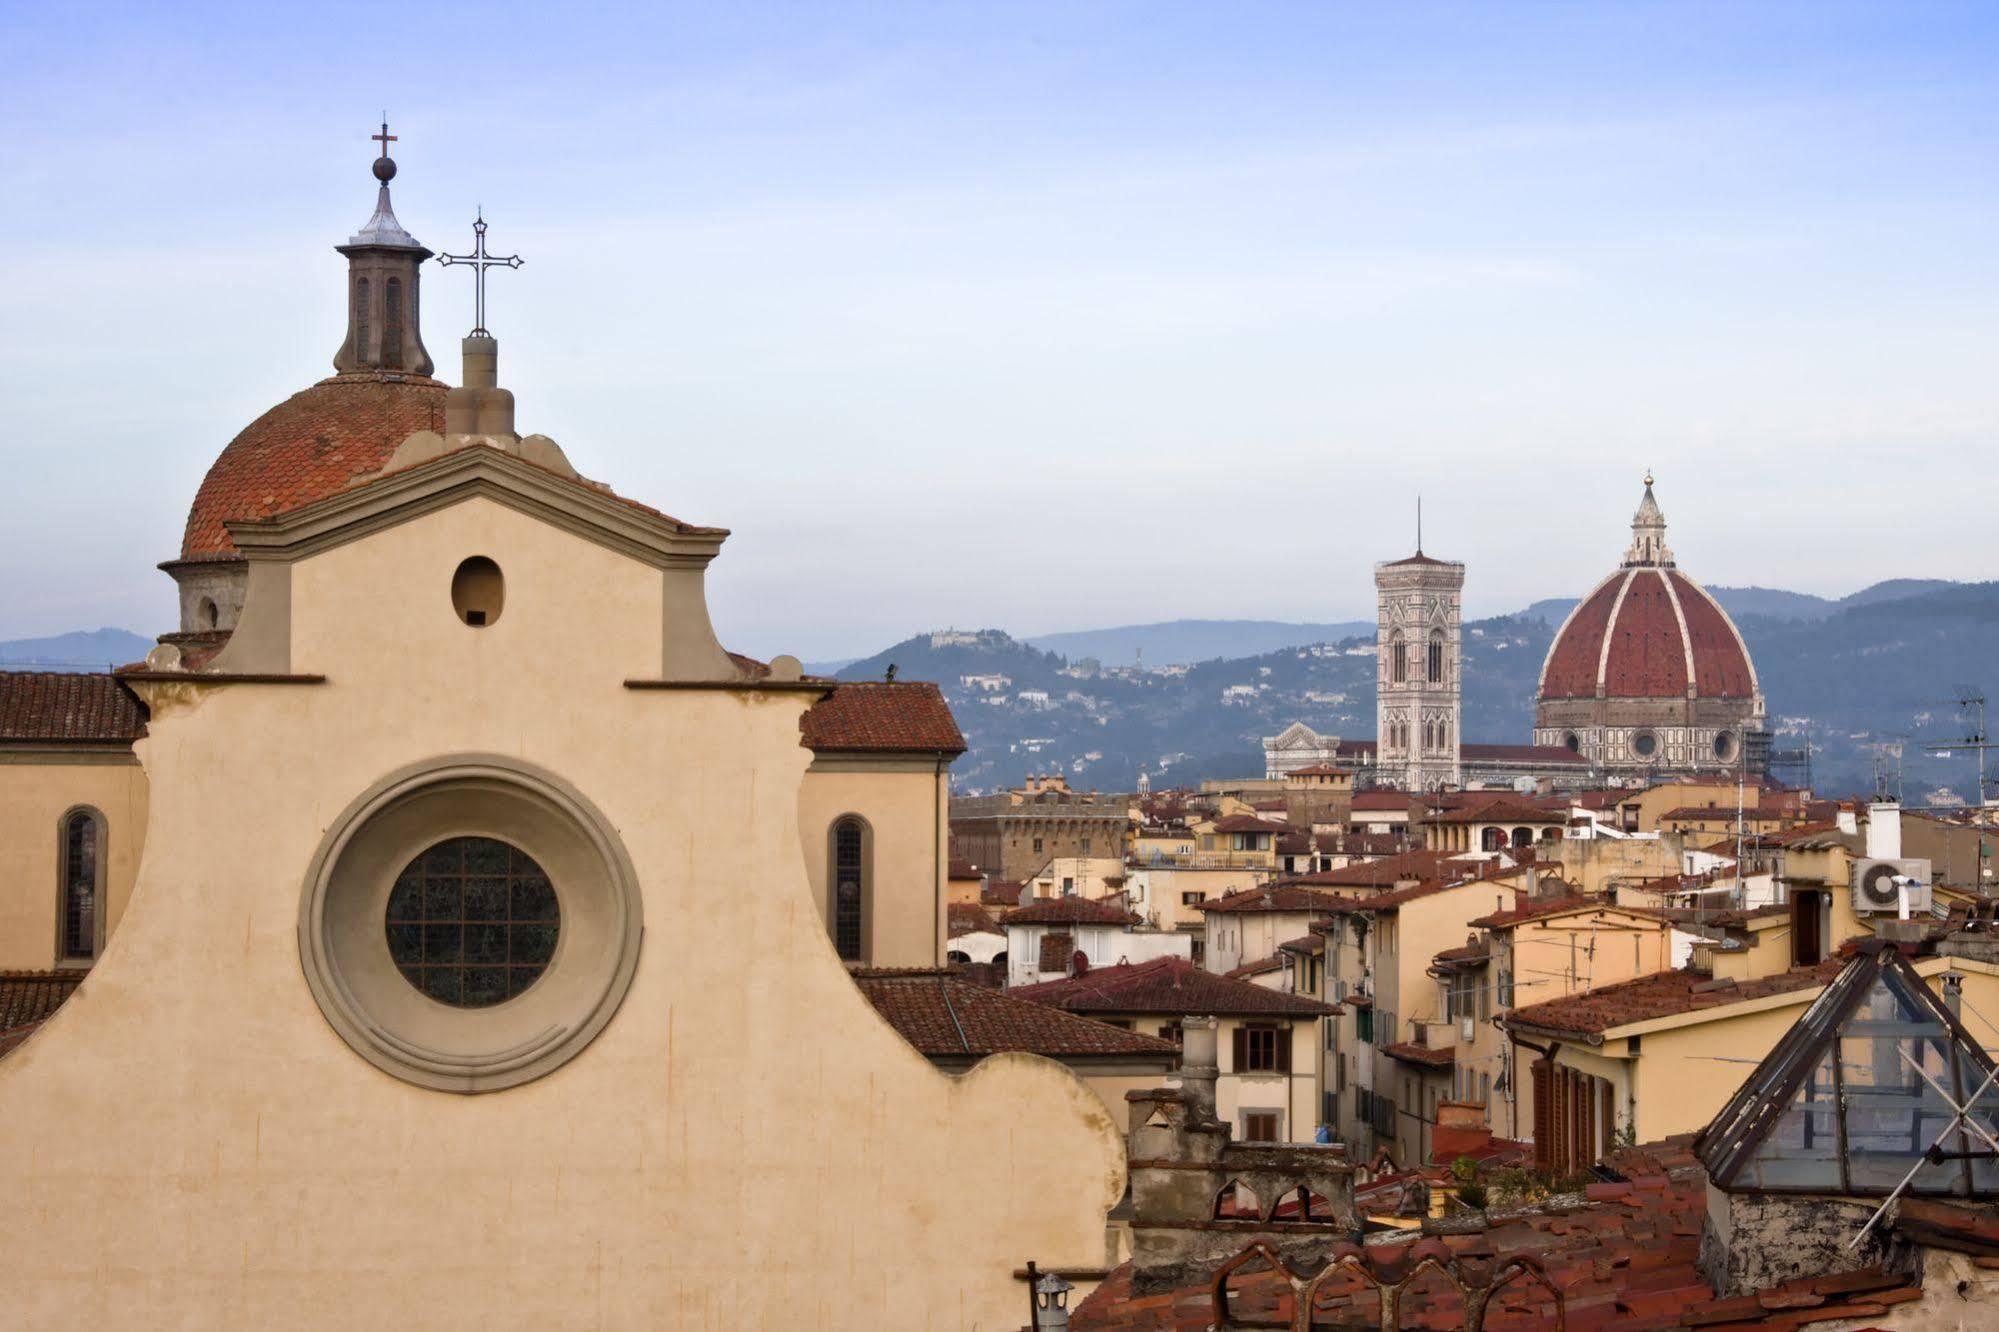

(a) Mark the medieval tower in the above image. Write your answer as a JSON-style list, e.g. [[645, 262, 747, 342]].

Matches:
[[1374, 546, 1465, 791]]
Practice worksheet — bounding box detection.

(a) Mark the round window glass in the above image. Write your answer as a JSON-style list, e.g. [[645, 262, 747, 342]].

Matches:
[[385, 836, 559, 1008], [1564, 731, 1581, 754], [1714, 731, 1735, 760], [1632, 732, 1658, 758]]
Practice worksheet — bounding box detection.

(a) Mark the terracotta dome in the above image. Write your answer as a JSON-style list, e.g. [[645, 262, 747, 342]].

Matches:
[[1531, 478, 1765, 777], [1539, 565, 1756, 700], [179, 373, 445, 561]]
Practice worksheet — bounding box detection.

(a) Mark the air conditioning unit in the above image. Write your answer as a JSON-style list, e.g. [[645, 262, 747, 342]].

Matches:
[[1852, 858, 1933, 916]]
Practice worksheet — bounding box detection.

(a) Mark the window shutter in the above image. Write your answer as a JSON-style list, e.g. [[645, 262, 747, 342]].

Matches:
[[1532, 1058, 1552, 1172], [1232, 1026, 1248, 1071], [1275, 1027, 1291, 1073]]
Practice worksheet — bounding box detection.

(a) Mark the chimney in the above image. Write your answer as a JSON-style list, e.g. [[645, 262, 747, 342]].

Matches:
[[1177, 1016, 1219, 1124], [1866, 802, 1903, 860]]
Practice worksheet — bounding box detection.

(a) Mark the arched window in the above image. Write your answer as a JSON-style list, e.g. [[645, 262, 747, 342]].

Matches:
[[1428, 630, 1444, 683], [1423, 720, 1434, 750], [58, 808, 104, 964], [1389, 632, 1407, 683], [383, 277, 404, 369], [1481, 826, 1504, 853], [355, 277, 371, 361], [831, 817, 867, 962]]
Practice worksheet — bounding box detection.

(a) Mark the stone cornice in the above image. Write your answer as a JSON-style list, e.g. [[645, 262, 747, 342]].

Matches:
[[226, 445, 727, 571]]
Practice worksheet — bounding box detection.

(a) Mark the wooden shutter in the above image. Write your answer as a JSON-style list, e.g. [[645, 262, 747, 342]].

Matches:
[[1531, 1058, 1552, 1172], [1232, 1026, 1248, 1071], [1274, 1026, 1291, 1074]]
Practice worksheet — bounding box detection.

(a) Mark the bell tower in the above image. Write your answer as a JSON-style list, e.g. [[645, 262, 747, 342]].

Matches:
[[332, 122, 435, 378], [1374, 538, 1465, 793]]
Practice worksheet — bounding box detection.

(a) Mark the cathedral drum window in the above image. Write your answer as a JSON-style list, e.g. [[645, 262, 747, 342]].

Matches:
[[299, 756, 642, 1092], [1714, 730, 1737, 761], [1631, 730, 1659, 760]]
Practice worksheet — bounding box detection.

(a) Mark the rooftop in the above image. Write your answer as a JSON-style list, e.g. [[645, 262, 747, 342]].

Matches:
[[1010, 957, 1335, 1019], [1001, 897, 1139, 927], [1503, 959, 1845, 1037], [850, 968, 1179, 1061], [0, 672, 147, 745], [797, 681, 966, 755]]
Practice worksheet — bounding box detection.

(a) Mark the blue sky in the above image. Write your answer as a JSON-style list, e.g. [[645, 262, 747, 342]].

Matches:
[[2, 2, 1995, 659]]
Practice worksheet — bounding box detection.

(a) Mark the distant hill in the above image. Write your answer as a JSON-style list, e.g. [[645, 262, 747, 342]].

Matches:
[[836, 582, 1999, 802], [1515, 579, 1960, 629], [0, 628, 154, 671], [1025, 619, 1374, 668]]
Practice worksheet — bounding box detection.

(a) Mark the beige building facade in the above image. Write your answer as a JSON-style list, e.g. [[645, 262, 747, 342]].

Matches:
[[0, 148, 1128, 1328]]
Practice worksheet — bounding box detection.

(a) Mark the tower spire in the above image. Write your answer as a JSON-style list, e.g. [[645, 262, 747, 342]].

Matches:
[[1623, 470, 1674, 567], [333, 120, 434, 378], [1416, 494, 1423, 556]]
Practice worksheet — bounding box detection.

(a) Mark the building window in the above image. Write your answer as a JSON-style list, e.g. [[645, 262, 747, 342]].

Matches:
[[1235, 1023, 1288, 1073], [355, 276, 371, 360], [1182, 891, 1205, 906], [1564, 731, 1581, 754], [1242, 1110, 1281, 1143], [1390, 632, 1407, 683], [1081, 837, 1092, 854], [59, 808, 104, 963], [1032, 837, 1044, 855], [1428, 630, 1444, 683], [1714, 731, 1736, 761], [384, 837, 559, 1008], [383, 277, 404, 368], [1158, 1023, 1184, 1045], [832, 817, 867, 961], [1632, 730, 1658, 759]]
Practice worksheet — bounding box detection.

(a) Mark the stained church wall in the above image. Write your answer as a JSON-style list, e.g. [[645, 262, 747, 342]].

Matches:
[[0, 496, 1124, 1328], [0, 757, 148, 970]]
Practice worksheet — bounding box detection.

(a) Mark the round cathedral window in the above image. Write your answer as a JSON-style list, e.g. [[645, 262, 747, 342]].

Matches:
[[1714, 731, 1736, 761], [386, 837, 559, 1007], [299, 756, 643, 1093], [1633, 731, 1659, 758], [1563, 731, 1582, 754]]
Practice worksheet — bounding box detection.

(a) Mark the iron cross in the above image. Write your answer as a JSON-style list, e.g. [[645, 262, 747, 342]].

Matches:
[[437, 209, 523, 337], [372, 119, 396, 159]]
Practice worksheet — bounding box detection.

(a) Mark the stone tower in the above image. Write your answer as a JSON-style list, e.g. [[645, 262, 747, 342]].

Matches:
[[1374, 546, 1465, 792]]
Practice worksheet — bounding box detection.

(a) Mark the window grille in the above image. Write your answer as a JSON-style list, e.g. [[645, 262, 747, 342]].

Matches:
[[833, 819, 865, 961]]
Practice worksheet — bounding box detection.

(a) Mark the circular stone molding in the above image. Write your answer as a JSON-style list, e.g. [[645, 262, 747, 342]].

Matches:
[[299, 755, 643, 1093]]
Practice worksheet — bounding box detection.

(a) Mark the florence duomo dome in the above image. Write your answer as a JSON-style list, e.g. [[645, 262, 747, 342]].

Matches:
[[1532, 475, 1768, 778]]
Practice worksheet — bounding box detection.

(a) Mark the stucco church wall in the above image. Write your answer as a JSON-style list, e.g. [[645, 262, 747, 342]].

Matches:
[[799, 765, 949, 967], [0, 497, 1123, 1329], [0, 758, 148, 970]]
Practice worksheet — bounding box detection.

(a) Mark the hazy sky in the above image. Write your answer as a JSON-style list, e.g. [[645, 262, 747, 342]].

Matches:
[[2, 2, 1995, 660]]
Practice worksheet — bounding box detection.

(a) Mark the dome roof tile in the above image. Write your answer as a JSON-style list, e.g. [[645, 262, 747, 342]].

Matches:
[[179, 374, 446, 561]]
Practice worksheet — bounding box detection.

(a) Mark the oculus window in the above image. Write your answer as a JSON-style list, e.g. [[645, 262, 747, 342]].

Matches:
[[386, 836, 559, 1007]]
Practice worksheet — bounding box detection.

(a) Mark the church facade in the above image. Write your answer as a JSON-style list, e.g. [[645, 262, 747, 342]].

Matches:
[[0, 140, 1123, 1327]]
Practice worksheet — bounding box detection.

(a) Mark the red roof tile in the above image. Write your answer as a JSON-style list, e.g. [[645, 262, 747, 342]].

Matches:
[[1468, 894, 1665, 930], [0, 673, 146, 744], [1504, 960, 1844, 1036], [1197, 885, 1348, 915], [1431, 795, 1567, 825], [181, 374, 447, 560], [798, 681, 966, 754], [0, 971, 84, 1060], [1001, 897, 1139, 927], [851, 968, 1179, 1060], [1380, 1040, 1454, 1068], [1540, 566, 1756, 704], [947, 903, 1001, 937], [1010, 957, 1334, 1018], [1210, 814, 1290, 834]]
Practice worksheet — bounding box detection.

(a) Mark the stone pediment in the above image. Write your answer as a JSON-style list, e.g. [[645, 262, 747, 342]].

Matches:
[[226, 441, 727, 572]]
